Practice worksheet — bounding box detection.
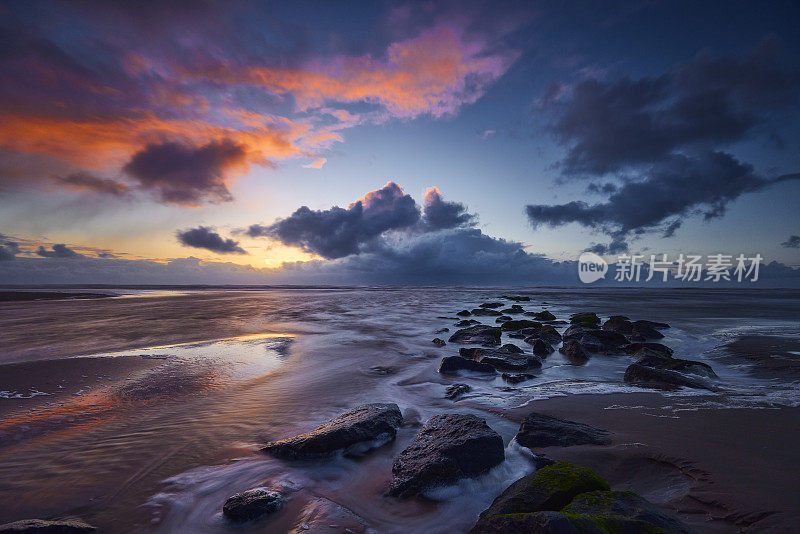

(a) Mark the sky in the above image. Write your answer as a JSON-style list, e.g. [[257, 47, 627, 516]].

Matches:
[[1, 0, 799, 285]]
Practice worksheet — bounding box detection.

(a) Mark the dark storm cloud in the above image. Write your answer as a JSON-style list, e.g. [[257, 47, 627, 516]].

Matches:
[[258, 182, 420, 259], [0, 240, 20, 261], [527, 152, 800, 245], [176, 226, 246, 254], [782, 235, 800, 248], [123, 140, 246, 206], [55, 173, 130, 196], [422, 187, 477, 230], [36, 244, 84, 258], [528, 43, 800, 251]]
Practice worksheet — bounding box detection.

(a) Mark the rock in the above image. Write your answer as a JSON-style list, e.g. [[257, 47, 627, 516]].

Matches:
[[494, 315, 513, 323], [562, 490, 693, 534], [435, 328, 450, 333], [473, 462, 609, 519], [480, 302, 504, 308], [432, 338, 446, 347], [456, 309, 472, 316], [500, 319, 542, 331], [460, 346, 542, 371], [445, 383, 471, 399], [631, 322, 664, 339], [439, 356, 496, 374], [538, 326, 563, 345], [602, 315, 634, 334], [531, 310, 557, 321], [499, 308, 524, 315], [515, 413, 611, 449], [387, 414, 505, 498], [460, 344, 523, 358], [223, 488, 285, 522], [518, 326, 543, 337], [564, 326, 627, 351], [471, 308, 503, 316], [502, 373, 536, 384], [559, 340, 589, 363], [471, 510, 677, 534], [455, 319, 479, 327], [569, 312, 601, 327], [290, 497, 369, 533], [507, 332, 525, 339], [621, 342, 673, 356], [624, 355, 718, 391], [262, 403, 403, 459], [578, 334, 604, 353], [0, 519, 96, 533], [529, 338, 554, 357], [448, 325, 502, 346], [501, 295, 531, 302], [633, 349, 717, 378]]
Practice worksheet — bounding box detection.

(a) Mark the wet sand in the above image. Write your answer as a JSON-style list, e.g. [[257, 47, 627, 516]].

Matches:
[[504, 393, 800, 533]]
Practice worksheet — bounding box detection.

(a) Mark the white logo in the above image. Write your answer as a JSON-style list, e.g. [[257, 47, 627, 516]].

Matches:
[[578, 252, 608, 283]]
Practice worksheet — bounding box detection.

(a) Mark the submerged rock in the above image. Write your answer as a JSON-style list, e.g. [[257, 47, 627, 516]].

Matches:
[[432, 338, 446, 347], [448, 325, 502, 346], [454, 319, 480, 327], [621, 342, 673, 356], [289, 497, 369, 533], [494, 315, 513, 323], [562, 490, 693, 534], [602, 315, 633, 334], [460, 346, 541, 371], [479, 302, 504, 309], [434, 327, 450, 333], [456, 309, 472, 316], [262, 403, 402, 459], [500, 307, 525, 315], [472, 462, 609, 522], [387, 414, 505, 499], [439, 356, 496, 374], [471, 308, 503, 316], [500, 319, 542, 331], [631, 322, 665, 339], [444, 383, 471, 400], [634, 319, 670, 329], [502, 372, 536, 384], [223, 488, 285, 522], [515, 413, 611, 449], [0, 519, 96, 533], [530, 310, 557, 321]]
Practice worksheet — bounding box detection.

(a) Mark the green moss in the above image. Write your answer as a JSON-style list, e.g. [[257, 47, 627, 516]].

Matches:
[[561, 512, 669, 534], [533, 462, 610, 494]]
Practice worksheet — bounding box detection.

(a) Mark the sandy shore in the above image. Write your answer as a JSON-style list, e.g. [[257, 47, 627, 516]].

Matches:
[[502, 392, 800, 533]]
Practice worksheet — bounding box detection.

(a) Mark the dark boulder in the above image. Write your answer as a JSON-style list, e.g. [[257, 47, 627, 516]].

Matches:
[[494, 315, 513, 323], [538, 326, 562, 345], [515, 413, 610, 449], [499, 308, 524, 315], [624, 354, 718, 391], [455, 319, 479, 327], [0, 519, 96, 533], [480, 351, 542, 371], [631, 322, 664, 339], [502, 373, 537, 384], [531, 310, 557, 321], [559, 340, 589, 363], [500, 319, 542, 331], [435, 327, 450, 333], [223, 488, 285, 522], [634, 319, 670, 329], [473, 462, 609, 519], [448, 325, 502, 346], [569, 312, 601, 327], [507, 332, 525, 339], [262, 403, 403, 459], [602, 315, 633, 334], [460, 344, 523, 359], [479, 302, 504, 309], [439, 356, 496, 375], [456, 309, 472, 316], [529, 338, 555, 357], [387, 414, 505, 499], [634, 349, 717, 378], [471, 308, 503, 317], [432, 338, 446, 347], [471, 510, 678, 534], [445, 383, 471, 400]]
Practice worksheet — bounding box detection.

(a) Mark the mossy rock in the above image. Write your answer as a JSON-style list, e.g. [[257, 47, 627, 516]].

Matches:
[[533, 310, 557, 321], [470, 510, 670, 533], [562, 490, 693, 534], [475, 462, 609, 520], [570, 312, 602, 327]]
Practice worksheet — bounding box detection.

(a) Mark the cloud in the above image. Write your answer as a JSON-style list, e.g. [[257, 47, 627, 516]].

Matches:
[[422, 187, 476, 230], [528, 43, 800, 251], [176, 226, 246, 254], [782, 235, 800, 248], [256, 182, 420, 259], [54, 172, 130, 196], [35, 244, 84, 258], [302, 158, 327, 169], [123, 140, 247, 205], [0, 240, 20, 261]]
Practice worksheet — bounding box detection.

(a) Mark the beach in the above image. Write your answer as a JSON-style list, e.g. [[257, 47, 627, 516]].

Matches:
[[0, 287, 798, 532]]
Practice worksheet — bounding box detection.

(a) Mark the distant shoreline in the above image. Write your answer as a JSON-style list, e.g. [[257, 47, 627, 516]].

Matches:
[[0, 290, 116, 302]]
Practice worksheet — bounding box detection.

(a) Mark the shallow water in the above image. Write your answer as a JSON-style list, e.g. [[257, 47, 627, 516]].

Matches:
[[0, 287, 798, 531]]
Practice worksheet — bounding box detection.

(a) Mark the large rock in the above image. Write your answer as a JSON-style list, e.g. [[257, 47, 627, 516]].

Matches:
[[602, 315, 633, 334], [289, 497, 369, 533], [494, 315, 513, 323], [473, 462, 609, 520], [439, 356, 496, 374], [529, 338, 554, 357], [387, 414, 505, 499], [471, 308, 503, 316], [621, 342, 673, 356], [0, 519, 96, 533], [445, 383, 471, 399], [223, 488, 285, 522], [634, 349, 716, 378], [456, 309, 472, 316], [562, 490, 693, 534], [623, 351, 717, 391], [516, 413, 611, 449], [631, 322, 665, 339], [500, 306, 525, 315], [448, 325, 502, 346], [500, 319, 542, 331], [564, 326, 627, 349], [480, 302, 504, 309], [569, 312, 601, 327], [531, 310, 557, 321], [538, 326, 563, 345], [454, 319, 479, 327], [634, 319, 670, 329], [461, 346, 541, 371], [262, 403, 402, 459], [559, 340, 589, 363]]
